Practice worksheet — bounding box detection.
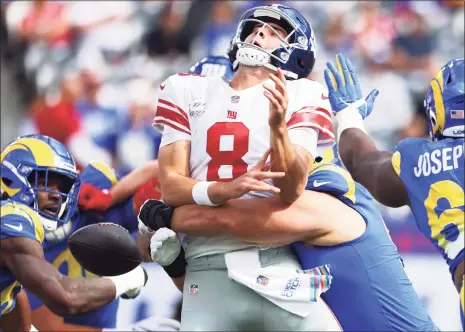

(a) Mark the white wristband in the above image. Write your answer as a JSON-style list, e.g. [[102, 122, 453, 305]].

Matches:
[[192, 181, 218, 206], [335, 103, 367, 142]]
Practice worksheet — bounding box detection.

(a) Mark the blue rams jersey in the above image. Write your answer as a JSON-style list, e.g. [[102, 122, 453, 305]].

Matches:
[[0, 200, 44, 316], [292, 162, 438, 331], [24, 161, 138, 328], [392, 137, 464, 278]]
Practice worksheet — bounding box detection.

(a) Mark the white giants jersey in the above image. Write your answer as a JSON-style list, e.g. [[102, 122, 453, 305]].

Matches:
[[153, 73, 334, 259]]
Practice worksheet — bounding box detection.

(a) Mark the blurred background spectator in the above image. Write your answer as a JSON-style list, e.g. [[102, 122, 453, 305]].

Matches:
[[1, 1, 463, 330]]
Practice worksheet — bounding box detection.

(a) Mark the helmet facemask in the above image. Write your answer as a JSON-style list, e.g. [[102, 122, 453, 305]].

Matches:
[[25, 166, 81, 231]]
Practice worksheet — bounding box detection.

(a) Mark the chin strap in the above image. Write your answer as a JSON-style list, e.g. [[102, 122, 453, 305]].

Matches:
[[44, 219, 74, 242], [39, 215, 58, 232], [236, 47, 270, 67], [236, 47, 298, 80], [263, 63, 298, 79]]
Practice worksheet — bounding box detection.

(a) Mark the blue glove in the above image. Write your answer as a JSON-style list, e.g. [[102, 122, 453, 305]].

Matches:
[[324, 53, 379, 119]]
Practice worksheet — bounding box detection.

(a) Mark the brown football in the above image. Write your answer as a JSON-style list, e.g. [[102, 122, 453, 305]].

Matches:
[[68, 223, 142, 276]]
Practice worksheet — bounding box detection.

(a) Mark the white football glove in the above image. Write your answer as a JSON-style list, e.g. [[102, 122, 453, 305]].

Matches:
[[105, 265, 148, 299], [150, 228, 181, 266]]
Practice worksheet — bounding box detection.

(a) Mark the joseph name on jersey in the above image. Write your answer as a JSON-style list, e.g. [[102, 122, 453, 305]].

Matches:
[[153, 73, 334, 259], [412, 141, 463, 177], [392, 137, 464, 278]]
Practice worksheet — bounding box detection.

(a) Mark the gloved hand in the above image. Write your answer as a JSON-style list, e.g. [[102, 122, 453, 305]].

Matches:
[[149, 228, 186, 278], [105, 265, 148, 300], [324, 53, 379, 119], [78, 183, 113, 213], [138, 199, 174, 234], [150, 228, 181, 266]]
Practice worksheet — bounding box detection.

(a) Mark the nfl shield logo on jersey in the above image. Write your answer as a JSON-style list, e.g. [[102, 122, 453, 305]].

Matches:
[[256, 275, 269, 286], [231, 95, 240, 103], [189, 283, 199, 295]]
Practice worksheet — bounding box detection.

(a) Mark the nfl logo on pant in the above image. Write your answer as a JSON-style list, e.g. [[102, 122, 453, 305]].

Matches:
[[189, 283, 199, 295]]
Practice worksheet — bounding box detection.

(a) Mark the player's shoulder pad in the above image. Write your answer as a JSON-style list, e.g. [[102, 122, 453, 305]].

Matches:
[[80, 161, 119, 190], [395, 137, 430, 155], [292, 78, 327, 98], [392, 137, 431, 176], [161, 72, 207, 91], [287, 78, 330, 113], [295, 77, 326, 90], [319, 143, 343, 167], [306, 162, 356, 204], [0, 200, 44, 243]]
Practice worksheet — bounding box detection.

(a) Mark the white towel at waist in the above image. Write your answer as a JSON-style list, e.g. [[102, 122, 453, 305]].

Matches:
[[224, 247, 332, 317]]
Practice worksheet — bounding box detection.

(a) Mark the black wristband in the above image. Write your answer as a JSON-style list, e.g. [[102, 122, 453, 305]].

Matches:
[[139, 200, 174, 231], [162, 247, 186, 279]]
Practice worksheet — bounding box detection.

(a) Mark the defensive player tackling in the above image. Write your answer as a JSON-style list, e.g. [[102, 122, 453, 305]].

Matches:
[[325, 54, 464, 328]]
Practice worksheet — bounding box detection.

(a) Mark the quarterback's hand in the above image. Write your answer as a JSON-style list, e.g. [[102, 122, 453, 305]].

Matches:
[[264, 68, 288, 129], [324, 53, 379, 119], [149, 228, 181, 266], [138, 199, 174, 234], [78, 183, 113, 213], [218, 149, 284, 201]]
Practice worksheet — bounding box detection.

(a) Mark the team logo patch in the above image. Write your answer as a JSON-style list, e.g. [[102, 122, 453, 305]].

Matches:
[[227, 110, 237, 120], [256, 275, 269, 286], [189, 283, 199, 295], [231, 95, 240, 103]]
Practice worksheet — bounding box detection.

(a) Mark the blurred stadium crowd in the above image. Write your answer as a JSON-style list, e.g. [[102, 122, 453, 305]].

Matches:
[[0, 0, 464, 329], [1, 0, 464, 175]]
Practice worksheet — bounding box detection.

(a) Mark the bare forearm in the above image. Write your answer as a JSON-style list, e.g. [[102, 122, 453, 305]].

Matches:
[[339, 129, 408, 207], [338, 128, 378, 177], [161, 172, 229, 207], [160, 172, 200, 207], [10, 254, 116, 317], [270, 128, 310, 203], [172, 195, 316, 246], [40, 275, 117, 316], [110, 160, 159, 205]]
